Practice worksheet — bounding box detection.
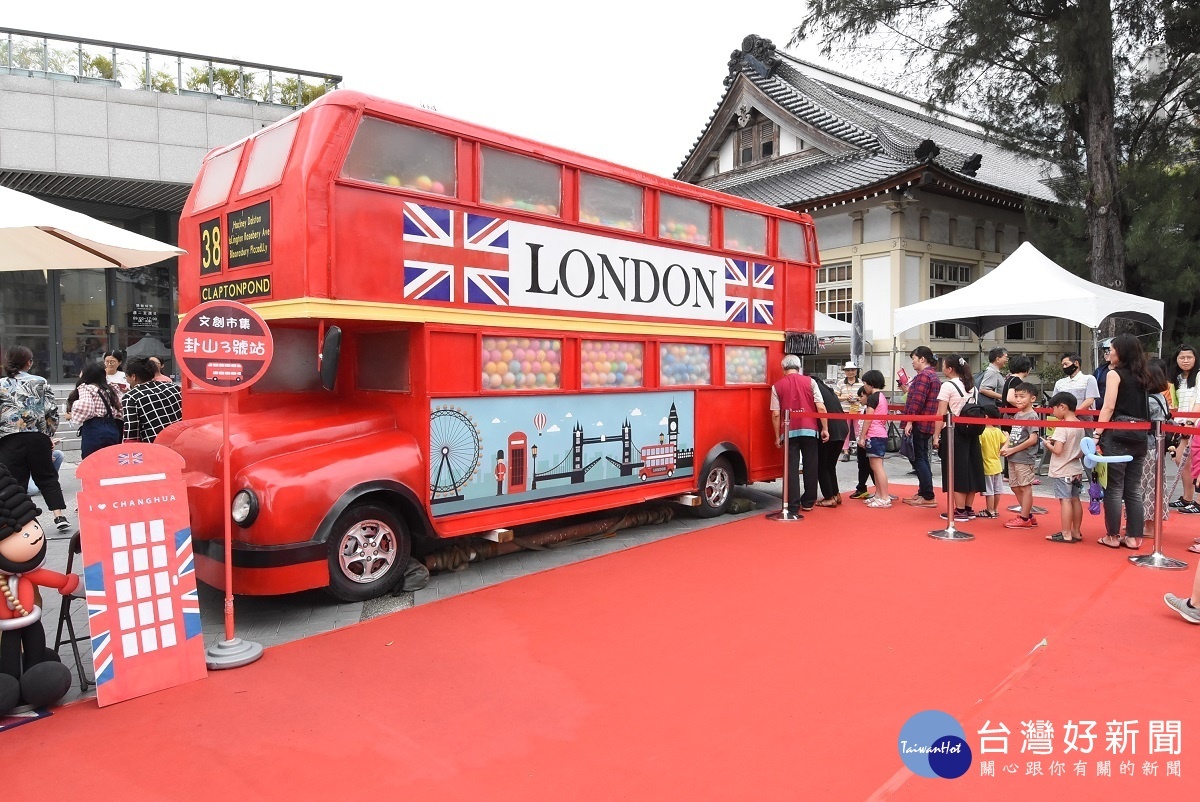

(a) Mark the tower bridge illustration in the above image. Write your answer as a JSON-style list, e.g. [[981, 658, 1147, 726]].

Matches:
[[428, 401, 694, 505], [526, 403, 695, 489]]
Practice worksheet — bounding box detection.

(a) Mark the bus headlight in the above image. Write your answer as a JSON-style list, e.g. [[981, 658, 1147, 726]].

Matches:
[[231, 489, 259, 527]]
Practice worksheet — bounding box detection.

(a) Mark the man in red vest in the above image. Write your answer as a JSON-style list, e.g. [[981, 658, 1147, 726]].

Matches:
[[771, 355, 830, 514]]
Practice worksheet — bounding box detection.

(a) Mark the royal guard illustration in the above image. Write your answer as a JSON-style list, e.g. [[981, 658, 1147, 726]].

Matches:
[[0, 465, 78, 712]]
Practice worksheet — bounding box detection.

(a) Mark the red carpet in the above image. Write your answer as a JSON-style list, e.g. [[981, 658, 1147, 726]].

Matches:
[[9, 487, 1200, 800]]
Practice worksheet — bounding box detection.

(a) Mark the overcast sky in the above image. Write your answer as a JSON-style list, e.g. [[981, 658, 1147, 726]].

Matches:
[[5, 1, 841, 176]]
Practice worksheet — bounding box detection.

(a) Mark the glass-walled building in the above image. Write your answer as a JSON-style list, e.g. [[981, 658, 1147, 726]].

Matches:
[[0, 26, 341, 384], [0, 207, 177, 381]]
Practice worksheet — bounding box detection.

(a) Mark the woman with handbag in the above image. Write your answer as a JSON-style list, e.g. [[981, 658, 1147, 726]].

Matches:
[[1096, 334, 1155, 550], [70, 362, 124, 458], [931, 354, 987, 521]]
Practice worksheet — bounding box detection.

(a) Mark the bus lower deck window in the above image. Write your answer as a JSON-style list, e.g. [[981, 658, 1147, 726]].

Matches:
[[660, 344, 711, 386], [483, 336, 561, 390], [582, 341, 643, 388], [726, 346, 767, 384]]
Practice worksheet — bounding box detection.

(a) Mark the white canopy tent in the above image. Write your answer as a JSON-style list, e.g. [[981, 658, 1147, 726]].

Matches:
[[815, 311, 853, 338], [893, 242, 1164, 338]]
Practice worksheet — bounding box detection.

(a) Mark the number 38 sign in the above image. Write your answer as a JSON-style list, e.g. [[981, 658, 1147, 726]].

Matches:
[[174, 300, 274, 391]]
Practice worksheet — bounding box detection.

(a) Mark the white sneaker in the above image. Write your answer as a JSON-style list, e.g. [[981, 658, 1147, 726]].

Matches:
[[866, 497, 892, 508], [1164, 593, 1200, 624]]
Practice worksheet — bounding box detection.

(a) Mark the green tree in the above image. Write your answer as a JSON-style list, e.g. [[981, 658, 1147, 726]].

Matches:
[[5, 40, 75, 73], [793, 1, 1200, 336], [273, 77, 332, 106], [186, 66, 254, 98], [139, 68, 177, 94], [82, 55, 115, 80]]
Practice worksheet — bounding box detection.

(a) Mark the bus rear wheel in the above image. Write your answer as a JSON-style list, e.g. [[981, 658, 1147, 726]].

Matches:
[[694, 456, 733, 518], [326, 504, 410, 601]]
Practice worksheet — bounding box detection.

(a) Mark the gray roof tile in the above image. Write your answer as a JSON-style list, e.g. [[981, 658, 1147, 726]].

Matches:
[[680, 38, 1059, 205]]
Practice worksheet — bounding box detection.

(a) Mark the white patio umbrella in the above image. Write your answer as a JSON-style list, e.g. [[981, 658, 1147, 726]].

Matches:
[[0, 186, 184, 270]]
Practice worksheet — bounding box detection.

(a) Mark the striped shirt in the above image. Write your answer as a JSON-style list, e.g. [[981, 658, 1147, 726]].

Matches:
[[122, 380, 182, 443]]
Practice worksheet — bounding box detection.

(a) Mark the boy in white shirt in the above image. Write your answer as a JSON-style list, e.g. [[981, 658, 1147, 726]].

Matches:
[[1043, 392, 1085, 543]]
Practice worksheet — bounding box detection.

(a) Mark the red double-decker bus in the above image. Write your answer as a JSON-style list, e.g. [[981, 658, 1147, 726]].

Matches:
[[162, 89, 820, 600], [639, 443, 678, 481]]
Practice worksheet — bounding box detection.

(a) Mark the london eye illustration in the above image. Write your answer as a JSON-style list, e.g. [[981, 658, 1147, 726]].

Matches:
[[430, 405, 482, 503]]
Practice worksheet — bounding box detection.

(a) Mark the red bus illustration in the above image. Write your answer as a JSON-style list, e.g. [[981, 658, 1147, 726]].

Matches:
[[162, 89, 820, 601], [204, 362, 244, 382], [639, 443, 678, 481]]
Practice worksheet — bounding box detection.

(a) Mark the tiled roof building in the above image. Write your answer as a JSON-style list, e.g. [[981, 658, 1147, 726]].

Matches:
[[675, 35, 1072, 380]]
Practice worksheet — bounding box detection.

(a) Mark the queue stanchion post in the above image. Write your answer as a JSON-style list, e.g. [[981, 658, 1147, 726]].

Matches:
[[767, 410, 803, 522], [1131, 420, 1187, 570], [929, 410, 974, 541]]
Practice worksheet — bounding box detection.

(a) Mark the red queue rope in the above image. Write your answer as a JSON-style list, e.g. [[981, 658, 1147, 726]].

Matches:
[[993, 408, 1200, 419], [801, 411, 941, 423], [952, 416, 1147, 430], [801, 410, 1144, 429]]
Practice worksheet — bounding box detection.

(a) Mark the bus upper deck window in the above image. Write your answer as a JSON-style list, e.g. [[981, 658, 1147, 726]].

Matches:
[[659, 194, 710, 246], [341, 117, 455, 196], [480, 147, 560, 216], [579, 174, 642, 232], [724, 208, 766, 255], [192, 144, 244, 212], [778, 220, 806, 261], [240, 118, 299, 195]]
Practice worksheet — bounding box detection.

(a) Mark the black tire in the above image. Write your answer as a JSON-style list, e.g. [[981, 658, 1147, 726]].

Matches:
[[693, 456, 734, 518], [326, 504, 410, 602]]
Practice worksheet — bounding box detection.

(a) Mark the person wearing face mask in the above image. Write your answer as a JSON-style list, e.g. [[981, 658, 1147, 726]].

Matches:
[[1053, 352, 1100, 415]]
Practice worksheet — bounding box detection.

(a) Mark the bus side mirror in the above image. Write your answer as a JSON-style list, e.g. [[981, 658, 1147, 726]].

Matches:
[[320, 326, 342, 391]]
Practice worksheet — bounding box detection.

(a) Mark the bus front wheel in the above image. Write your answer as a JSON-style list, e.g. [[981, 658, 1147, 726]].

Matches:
[[694, 456, 733, 518], [326, 504, 411, 601]]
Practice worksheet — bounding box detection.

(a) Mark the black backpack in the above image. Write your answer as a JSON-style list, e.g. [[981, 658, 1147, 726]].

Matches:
[[952, 383, 987, 437]]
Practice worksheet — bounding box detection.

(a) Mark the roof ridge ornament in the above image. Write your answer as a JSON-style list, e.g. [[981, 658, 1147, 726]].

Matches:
[[724, 34, 780, 87], [914, 139, 940, 163]]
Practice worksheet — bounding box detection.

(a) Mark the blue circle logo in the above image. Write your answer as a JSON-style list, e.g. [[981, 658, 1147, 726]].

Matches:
[[898, 710, 973, 779]]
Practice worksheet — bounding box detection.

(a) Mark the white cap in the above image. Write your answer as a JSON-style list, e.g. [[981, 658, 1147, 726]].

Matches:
[[1100, 338, 1114, 348], [843, 361, 858, 370]]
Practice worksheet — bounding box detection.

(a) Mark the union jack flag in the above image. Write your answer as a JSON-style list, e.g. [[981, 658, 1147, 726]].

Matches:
[[724, 259, 775, 325], [402, 203, 510, 305], [117, 452, 144, 465], [84, 523, 203, 693]]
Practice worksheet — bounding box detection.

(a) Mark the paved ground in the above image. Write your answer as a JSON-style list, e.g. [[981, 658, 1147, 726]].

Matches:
[[39, 441, 1185, 705]]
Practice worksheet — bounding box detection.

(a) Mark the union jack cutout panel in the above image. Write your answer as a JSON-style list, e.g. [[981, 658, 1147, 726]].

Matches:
[[77, 444, 207, 707]]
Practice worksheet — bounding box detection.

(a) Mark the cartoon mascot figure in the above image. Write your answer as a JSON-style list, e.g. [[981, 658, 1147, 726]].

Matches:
[[0, 465, 77, 711]]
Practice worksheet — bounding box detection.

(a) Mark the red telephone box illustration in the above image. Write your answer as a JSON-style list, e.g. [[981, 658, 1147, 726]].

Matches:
[[77, 444, 207, 706]]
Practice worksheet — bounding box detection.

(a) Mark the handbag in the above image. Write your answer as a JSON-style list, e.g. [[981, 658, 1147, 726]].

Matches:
[[1150, 394, 1181, 450], [898, 431, 915, 460], [1106, 414, 1149, 446]]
